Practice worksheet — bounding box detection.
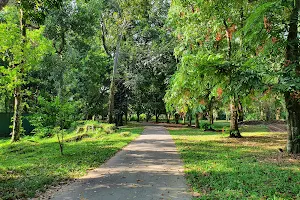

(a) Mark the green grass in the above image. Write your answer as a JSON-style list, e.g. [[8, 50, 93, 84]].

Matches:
[[169, 124, 300, 200], [0, 124, 143, 200]]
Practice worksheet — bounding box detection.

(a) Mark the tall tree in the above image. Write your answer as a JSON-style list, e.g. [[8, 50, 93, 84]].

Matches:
[[0, 2, 55, 141], [243, 0, 300, 153]]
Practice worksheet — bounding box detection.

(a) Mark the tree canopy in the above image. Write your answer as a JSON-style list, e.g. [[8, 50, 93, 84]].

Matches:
[[0, 0, 300, 153]]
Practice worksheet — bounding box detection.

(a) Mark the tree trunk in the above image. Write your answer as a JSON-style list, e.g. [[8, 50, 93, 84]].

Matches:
[[276, 108, 281, 120], [230, 97, 241, 138], [119, 114, 123, 126], [223, 19, 232, 59], [208, 109, 214, 125], [137, 111, 140, 122], [146, 112, 151, 122], [260, 104, 264, 121], [108, 34, 122, 124], [166, 113, 170, 123], [285, 94, 300, 154], [12, 6, 26, 142], [195, 113, 200, 128], [175, 113, 179, 124], [285, 0, 300, 154], [265, 106, 271, 122], [182, 116, 185, 125], [11, 86, 22, 142], [188, 113, 192, 127], [155, 113, 159, 123], [238, 99, 244, 122]]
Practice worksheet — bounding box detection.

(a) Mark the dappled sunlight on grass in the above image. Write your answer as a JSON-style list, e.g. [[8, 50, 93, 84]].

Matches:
[[0, 126, 144, 199], [240, 124, 269, 132], [169, 125, 300, 199]]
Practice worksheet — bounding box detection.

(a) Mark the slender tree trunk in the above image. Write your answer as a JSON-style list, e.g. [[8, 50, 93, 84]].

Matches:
[[285, 0, 300, 154], [166, 113, 170, 123], [137, 111, 140, 122], [230, 97, 241, 138], [207, 98, 214, 124], [223, 19, 232, 59], [276, 108, 281, 120], [238, 99, 244, 122], [12, 6, 26, 142], [265, 106, 271, 122], [188, 113, 192, 127], [119, 114, 123, 126], [209, 109, 214, 125], [11, 86, 22, 142], [108, 34, 122, 124], [195, 113, 200, 128], [260, 103, 264, 121], [146, 112, 151, 122], [175, 113, 179, 124], [182, 116, 185, 125], [155, 113, 159, 123]]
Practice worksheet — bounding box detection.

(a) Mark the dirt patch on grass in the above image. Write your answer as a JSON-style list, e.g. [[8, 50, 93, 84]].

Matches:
[[239, 120, 286, 125], [268, 124, 287, 132], [217, 133, 287, 150]]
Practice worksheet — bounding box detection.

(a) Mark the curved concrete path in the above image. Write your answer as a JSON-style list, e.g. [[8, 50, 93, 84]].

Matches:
[[50, 126, 191, 200]]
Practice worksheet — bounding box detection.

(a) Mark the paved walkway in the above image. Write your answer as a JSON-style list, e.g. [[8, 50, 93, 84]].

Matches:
[[50, 126, 191, 200]]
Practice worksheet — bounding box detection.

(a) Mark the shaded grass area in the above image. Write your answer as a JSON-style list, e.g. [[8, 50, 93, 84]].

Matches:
[[169, 125, 300, 199], [0, 125, 143, 200]]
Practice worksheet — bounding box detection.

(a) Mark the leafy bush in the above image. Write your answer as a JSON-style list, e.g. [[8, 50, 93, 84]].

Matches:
[[130, 115, 138, 121], [29, 96, 80, 138], [200, 122, 213, 130], [140, 114, 146, 121], [129, 114, 147, 121]]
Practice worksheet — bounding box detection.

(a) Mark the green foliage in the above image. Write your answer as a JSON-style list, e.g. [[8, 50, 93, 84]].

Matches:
[[29, 96, 80, 138], [0, 7, 53, 96], [200, 122, 213, 131]]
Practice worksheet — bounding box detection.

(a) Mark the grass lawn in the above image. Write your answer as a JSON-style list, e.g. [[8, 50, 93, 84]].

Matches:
[[169, 122, 300, 200], [0, 125, 143, 200]]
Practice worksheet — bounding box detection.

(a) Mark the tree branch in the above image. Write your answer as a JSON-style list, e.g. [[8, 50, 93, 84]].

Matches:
[[100, 15, 111, 58]]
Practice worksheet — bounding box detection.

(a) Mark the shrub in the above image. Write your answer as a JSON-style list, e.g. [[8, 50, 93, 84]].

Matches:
[[29, 96, 80, 137], [200, 122, 213, 131]]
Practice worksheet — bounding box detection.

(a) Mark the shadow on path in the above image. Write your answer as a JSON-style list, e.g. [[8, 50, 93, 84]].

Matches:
[[49, 126, 191, 200]]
